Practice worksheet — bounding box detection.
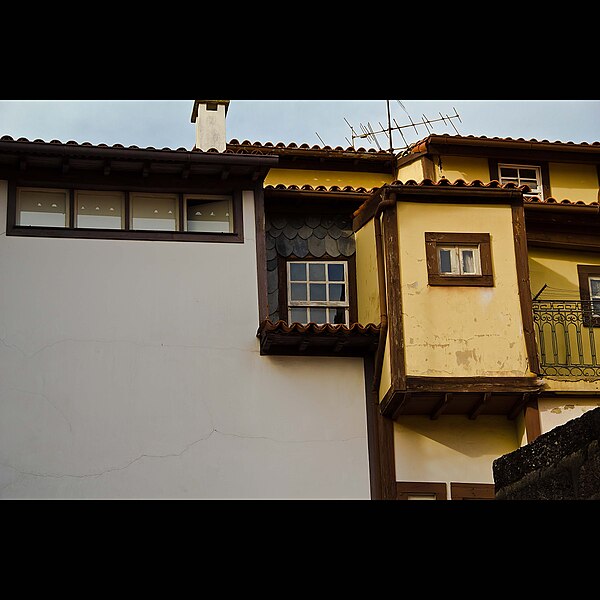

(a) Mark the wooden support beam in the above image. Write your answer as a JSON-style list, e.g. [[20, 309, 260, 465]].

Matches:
[[391, 392, 411, 421], [508, 393, 530, 421], [431, 393, 451, 420], [469, 392, 491, 420]]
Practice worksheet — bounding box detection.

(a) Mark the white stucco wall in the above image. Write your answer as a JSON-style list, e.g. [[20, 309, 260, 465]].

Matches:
[[0, 182, 370, 499]]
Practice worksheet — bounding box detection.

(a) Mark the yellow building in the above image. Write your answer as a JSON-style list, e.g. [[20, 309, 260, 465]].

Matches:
[[251, 133, 600, 500]]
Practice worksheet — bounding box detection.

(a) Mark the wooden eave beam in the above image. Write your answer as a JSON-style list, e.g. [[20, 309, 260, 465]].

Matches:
[[468, 392, 491, 420], [430, 393, 451, 420]]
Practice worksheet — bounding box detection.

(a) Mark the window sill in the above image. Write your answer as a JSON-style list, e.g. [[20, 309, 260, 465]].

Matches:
[[256, 319, 380, 357], [7, 226, 243, 243]]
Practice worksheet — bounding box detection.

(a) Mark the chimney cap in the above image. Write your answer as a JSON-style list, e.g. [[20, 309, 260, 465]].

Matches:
[[191, 100, 230, 122]]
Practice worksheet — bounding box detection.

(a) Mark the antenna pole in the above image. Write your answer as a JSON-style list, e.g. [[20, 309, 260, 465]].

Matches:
[[386, 100, 393, 153]]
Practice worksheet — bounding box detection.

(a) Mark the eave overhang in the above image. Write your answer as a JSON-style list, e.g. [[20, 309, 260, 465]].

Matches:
[[257, 319, 381, 357], [0, 136, 279, 184]]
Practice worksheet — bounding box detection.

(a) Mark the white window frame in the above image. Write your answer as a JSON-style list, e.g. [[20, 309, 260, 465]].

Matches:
[[498, 163, 544, 200], [437, 245, 482, 276], [287, 260, 349, 325], [589, 276, 600, 317]]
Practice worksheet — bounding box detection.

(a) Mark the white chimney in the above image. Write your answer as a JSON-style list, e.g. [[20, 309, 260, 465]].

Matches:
[[191, 100, 230, 152]]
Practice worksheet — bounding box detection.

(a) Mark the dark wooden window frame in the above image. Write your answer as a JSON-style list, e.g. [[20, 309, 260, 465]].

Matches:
[[489, 159, 551, 201], [425, 232, 493, 287], [396, 482, 447, 500], [7, 181, 244, 243], [450, 482, 495, 500], [577, 264, 600, 328], [277, 253, 358, 325]]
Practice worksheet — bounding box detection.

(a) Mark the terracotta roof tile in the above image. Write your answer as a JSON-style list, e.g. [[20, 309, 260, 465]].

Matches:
[[227, 139, 390, 155], [258, 319, 380, 336], [264, 183, 378, 194]]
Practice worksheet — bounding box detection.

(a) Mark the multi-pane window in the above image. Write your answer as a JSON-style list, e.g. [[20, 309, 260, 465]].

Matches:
[[498, 164, 543, 199], [12, 186, 240, 242], [17, 188, 69, 227], [589, 277, 600, 317], [287, 261, 349, 325], [437, 245, 481, 276]]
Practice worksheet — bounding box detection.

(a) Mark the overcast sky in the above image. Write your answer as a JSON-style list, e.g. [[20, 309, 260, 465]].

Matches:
[[0, 99, 598, 152]]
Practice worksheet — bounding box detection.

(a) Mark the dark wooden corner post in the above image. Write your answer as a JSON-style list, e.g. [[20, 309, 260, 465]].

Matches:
[[512, 200, 542, 443], [361, 188, 402, 500]]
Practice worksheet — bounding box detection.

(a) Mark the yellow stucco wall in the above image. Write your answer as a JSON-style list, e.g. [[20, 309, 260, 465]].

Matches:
[[549, 162, 598, 203], [265, 168, 392, 190], [528, 247, 600, 299], [394, 415, 520, 485], [396, 158, 425, 183], [396, 201, 531, 377], [354, 218, 380, 325], [435, 156, 490, 183], [539, 397, 600, 434]]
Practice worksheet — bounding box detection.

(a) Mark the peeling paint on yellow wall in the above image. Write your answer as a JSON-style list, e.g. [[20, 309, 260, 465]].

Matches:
[[396, 201, 531, 377]]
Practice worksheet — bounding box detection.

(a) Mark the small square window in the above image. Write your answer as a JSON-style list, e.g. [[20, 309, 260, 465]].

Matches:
[[17, 188, 69, 227], [131, 193, 179, 231], [185, 195, 233, 233], [499, 164, 543, 199], [76, 190, 125, 229], [425, 233, 493, 287]]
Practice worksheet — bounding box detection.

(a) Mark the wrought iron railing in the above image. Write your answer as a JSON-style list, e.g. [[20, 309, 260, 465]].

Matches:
[[532, 300, 600, 378]]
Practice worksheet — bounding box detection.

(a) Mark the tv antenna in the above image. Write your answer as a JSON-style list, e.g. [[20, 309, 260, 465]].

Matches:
[[343, 100, 462, 154]]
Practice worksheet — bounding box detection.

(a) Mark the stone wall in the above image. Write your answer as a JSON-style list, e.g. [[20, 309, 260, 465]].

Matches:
[[493, 407, 600, 500]]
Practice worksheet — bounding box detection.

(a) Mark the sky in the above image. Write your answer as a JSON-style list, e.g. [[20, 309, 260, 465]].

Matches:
[[0, 99, 598, 153]]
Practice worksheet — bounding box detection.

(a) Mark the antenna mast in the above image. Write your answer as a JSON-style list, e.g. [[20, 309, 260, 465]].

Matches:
[[345, 101, 462, 154]]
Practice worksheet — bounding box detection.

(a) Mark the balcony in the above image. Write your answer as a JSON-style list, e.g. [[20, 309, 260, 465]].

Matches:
[[532, 300, 600, 378]]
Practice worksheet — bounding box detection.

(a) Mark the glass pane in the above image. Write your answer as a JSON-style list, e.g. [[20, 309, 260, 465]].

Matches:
[[186, 197, 232, 233], [461, 249, 475, 274], [593, 301, 600, 317], [590, 278, 600, 297], [289, 307, 307, 323], [18, 189, 68, 227], [289, 263, 306, 281], [519, 168, 537, 180], [310, 308, 327, 323], [309, 283, 326, 301], [328, 263, 345, 281], [439, 249, 453, 273], [500, 167, 518, 178], [309, 263, 326, 281], [132, 194, 178, 231], [329, 283, 345, 302], [330, 307, 347, 325], [76, 191, 124, 229], [290, 283, 307, 301]]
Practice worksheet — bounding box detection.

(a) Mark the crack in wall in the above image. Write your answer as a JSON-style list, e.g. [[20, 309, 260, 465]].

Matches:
[[3, 386, 73, 433], [0, 428, 366, 488], [0, 335, 259, 360]]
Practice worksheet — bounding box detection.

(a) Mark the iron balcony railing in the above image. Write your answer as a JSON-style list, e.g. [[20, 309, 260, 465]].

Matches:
[[532, 300, 600, 378]]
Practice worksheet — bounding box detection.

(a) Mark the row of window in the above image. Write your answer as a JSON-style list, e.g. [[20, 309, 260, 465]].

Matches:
[[16, 187, 234, 233]]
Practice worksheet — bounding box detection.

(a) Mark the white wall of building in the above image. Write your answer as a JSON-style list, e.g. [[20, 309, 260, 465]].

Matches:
[[0, 182, 370, 499]]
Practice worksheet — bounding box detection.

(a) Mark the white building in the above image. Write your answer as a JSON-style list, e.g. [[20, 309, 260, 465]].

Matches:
[[0, 101, 373, 499]]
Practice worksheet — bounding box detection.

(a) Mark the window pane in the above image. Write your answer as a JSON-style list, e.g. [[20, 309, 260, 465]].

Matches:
[[590, 278, 600, 297], [439, 249, 453, 273], [310, 308, 327, 323], [289, 263, 306, 281], [461, 249, 475, 274], [310, 283, 326, 301], [17, 189, 68, 227], [290, 307, 307, 323], [329, 283, 345, 302], [76, 191, 124, 229], [290, 283, 307, 301], [186, 197, 232, 233], [330, 307, 347, 325], [519, 168, 537, 180], [131, 194, 178, 231], [309, 263, 326, 281], [328, 263, 345, 281], [500, 167, 518, 178]]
